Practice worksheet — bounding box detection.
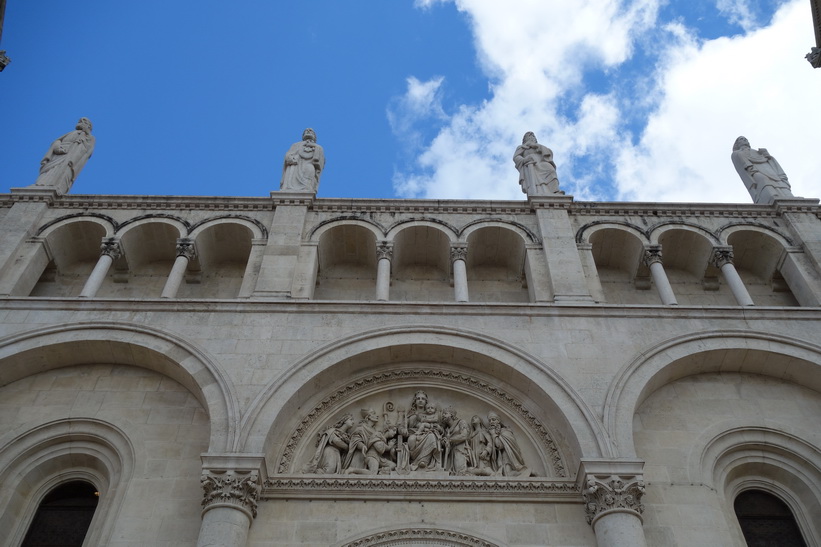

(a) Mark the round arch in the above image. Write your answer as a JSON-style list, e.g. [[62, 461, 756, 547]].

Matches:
[[604, 330, 821, 457], [0, 418, 137, 547], [717, 222, 794, 247], [0, 322, 239, 452], [115, 216, 188, 238], [648, 221, 720, 245], [459, 219, 539, 244], [576, 222, 649, 245], [386, 219, 459, 242], [240, 325, 612, 471], [309, 217, 386, 241], [37, 215, 116, 239], [189, 215, 267, 240], [334, 524, 504, 547]]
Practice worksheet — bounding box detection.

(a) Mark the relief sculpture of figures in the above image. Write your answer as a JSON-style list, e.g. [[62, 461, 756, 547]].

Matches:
[[731, 136, 794, 204], [280, 127, 325, 193], [513, 131, 564, 196], [33, 117, 95, 194], [302, 391, 534, 477]]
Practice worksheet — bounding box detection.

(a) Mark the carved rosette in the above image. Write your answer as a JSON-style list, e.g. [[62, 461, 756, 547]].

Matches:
[[450, 244, 468, 262], [376, 241, 394, 261], [201, 469, 261, 519], [712, 247, 734, 268], [175, 238, 197, 260], [99, 238, 123, 260], [642, 246, 662, 267], [583, 474, 645, 525]]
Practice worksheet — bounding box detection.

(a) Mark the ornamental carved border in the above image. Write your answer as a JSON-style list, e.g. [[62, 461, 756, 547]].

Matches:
[[340, 527, 500, 547], [276, 369, 567, 477]]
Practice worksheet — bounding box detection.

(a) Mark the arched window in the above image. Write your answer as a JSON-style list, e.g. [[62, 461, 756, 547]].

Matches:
[[22, 481, 99, 547], [734, 490, 807, 547]]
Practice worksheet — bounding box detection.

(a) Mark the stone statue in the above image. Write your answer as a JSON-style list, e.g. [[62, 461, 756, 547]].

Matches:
[[303, 413, 354, 474], [280, 128, 325, 193], [513, 131, 563, 196], [731, 136, 794, 204], [465, 415, 494, 476], [442, 407, 470, 475], [34, 117, 95, 194], [487, 411, 531, 477], [404, 391, 444, 471]]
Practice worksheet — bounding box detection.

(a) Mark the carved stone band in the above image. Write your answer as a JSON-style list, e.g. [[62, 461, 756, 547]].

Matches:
[[175, 238, 197, 260], [201, 469, 261, 519], [99, 238, 123, 260], [582, 474, 646, 526]]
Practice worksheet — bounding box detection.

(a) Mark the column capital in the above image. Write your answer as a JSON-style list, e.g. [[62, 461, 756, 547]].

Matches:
[[642, 245, 662, 267], [712, 246, 734, 268], [450, 243, 468, 262], [376, 240, 394, 261], [176, 238, 197, 260], [201, 454, 266, 520], [100, 238, 123, 260], [578, 460, 646, 526]]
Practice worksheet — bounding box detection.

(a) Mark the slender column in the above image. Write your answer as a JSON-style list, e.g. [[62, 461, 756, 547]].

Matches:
[[79, 238, 122, 298], [712, 247, 754, 306], [451, 244, 469, 302], [580, 460, 647, 547], [643, 246, 677, 305], [375, 241, 393, 301], [161, 238, 196, 298], [198, 469, 261, 547]]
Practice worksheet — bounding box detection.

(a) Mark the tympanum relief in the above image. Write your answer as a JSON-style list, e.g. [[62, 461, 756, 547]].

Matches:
[[302, 389, 534, 477]]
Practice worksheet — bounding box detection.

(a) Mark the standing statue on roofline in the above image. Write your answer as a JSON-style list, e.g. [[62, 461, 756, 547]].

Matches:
[[513, 131, 564, 197], [33, 117, 95, 194], [731, 136, 794, 205], [280, 127, 325, 193]]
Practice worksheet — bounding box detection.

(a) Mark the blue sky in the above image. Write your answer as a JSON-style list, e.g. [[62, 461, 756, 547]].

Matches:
[[1, 0, 819, 203]]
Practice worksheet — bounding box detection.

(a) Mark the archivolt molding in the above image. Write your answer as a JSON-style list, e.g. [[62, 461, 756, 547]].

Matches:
[[189, 214, 268, 239], [575, 221, 649, 245], [604, 330, 821, 458], [0, 321, 239, 452], [386, 218, 460, 241], [115, 214, 188, 237], [458, 218, 540, 244], [309, 216, 387, 240], [647, 221, 720, 245], [36, 213, 116, 238], [336, 525, 503, 547], [275, 368, 567, 477], [0, 418, 136, 547], [241, 325, 610, 461], [717, 221, 795, 246]]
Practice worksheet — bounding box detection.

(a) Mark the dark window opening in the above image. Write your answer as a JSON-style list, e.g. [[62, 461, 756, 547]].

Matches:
[[734, 489, 807, 547], [22, 481, 99, 547]]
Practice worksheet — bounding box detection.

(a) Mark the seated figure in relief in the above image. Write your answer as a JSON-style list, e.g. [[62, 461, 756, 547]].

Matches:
[[303, 413, 354, 474], [403, 391, 444, 471]]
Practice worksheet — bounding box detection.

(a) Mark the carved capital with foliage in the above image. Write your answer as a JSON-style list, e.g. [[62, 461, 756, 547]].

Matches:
[[582, 474, 645, 525], [201, 469, 261, 519], [376, 241, 394, 261], [712, 246, 734, 268], [175, 238, 197, 260], [642, 245, 663, 267], [100, 238, 123, 260], [450, 244, 468, 262]]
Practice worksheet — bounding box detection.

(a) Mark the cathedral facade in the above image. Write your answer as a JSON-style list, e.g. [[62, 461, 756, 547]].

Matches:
[[0, 181, 819, 546]]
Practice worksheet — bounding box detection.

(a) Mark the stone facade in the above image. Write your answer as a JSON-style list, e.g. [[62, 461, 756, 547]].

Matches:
[[0, 186, 819, 546]]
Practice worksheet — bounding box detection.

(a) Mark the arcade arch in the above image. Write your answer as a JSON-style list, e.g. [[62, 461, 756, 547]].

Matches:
[[314, 224, 378, 300], [464, 226, 529, 302]]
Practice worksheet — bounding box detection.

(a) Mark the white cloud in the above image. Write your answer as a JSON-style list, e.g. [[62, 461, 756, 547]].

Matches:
[[617, 0, 821, 203], [391, 0, 820, 205]]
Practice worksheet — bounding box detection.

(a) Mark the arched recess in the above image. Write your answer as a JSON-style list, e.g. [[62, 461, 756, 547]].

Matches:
[[463, 224, 529, 302], [241, 325, 611, 474], [390, 224, 455, 301], [724, 228, 799, 306], [0, 418, 137, 547], [654, 227, 731, 306], [335, 524, 503, 547], [0, 322, 238, 452], [585, 225, 652, 305], [106, 219, 184, 298], [605, 330, 821, 458], [29, 218, 114, 297], [691, 425, 821, 546], [313, 223, 378, 300], [181, 221, 255, 298]]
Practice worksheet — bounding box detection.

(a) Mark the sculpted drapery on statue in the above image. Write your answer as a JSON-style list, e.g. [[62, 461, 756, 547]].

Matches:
[[513, 131, 564, 196], [731, 136, 793, 204], [34, 117, 95, 194], [280, 127, 325, 193], [300, 390, 536, 477]]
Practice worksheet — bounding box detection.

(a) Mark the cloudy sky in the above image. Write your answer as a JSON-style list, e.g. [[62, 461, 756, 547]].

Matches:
[[1, 0, 818, 204]]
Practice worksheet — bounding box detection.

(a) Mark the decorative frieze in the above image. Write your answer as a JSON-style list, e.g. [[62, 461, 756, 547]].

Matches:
[[341, 527, 500, 547], [201, 469, 261, 519]]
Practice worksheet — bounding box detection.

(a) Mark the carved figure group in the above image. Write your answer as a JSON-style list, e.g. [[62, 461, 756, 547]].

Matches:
[[731, 136, 793, 205], [513, 131, 563, 196], [303, 390, 532, 477], [34, 117, 96, 194], [280, 128, 325, 193]]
